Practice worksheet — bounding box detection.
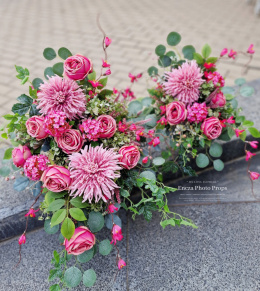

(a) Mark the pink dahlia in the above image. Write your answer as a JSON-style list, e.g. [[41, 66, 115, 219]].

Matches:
[[24, 155, 49, 181], [69, 145, 121, 203], [187, 102, 208, 123], [44, 110, 70, 137], [163, 60, 204, 104], [37, 76, 86, 120]]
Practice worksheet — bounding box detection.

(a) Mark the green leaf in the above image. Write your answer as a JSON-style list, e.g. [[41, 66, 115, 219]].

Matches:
[[1, 133, 8, 139], [229, 98, 238, 109], [64, 267, 82, 288], [182, 45, 196, 60], [58, 47, 72, 60], [70, 196, 89, 208], [99, 239, 113, 256], [43, 48, 56, 60], [158, 55, 171, 67], [59, 233, 64, 244], [196, 153, 209, 168], [49, 284, 61, 291], [243, 120, 254, 127], [213, 159, 224, 171], [160, 219, 176, 229], [140, 171, 156, 181], [61, 217, 75, 240], [193, 53, 204, 65], [0, 166, 10, 177], [12, 103, 29, 116], [98, 77, 107, 88], [201, 44, 212, 58], [3, 148, 13, 160], [162, 161, 178, 173], [155, 44, 166, 56], [180, 220, 198, 229], [240, 86, 254, 97], [29, 86, 37, 99], [49, 269, 61, 282], [87, 211, 104, 232], [83, 269, 97, 288], [17, 94, 33, 106], [206, 57, 218, 63], [120, 189, 130, 198], [153, 157, 165, 166], [87, 71, 96, 80], [44, 219, 59, 234], [13, 176, 29, 191], [53, 250, 60, 263], [165, 51, 176, 58], [235, 78, 246, 86], [32, 78, 44, 90], [53, 63, 64, 77], [47, 191, 66, 199], [225, 94, 234, 101], [209, 143, 223, 158], [145, 114, 157, 127], [235, 115, 245, 124], [167, 32, 181, 46], [147, 66, 158, 76], [141, 97, 153, 107], [128, 100, 143, 116], [51, 209, 66, 227], [47, 199, 65, 212], [44, 67, 55, 79], [77, 248, 95, 263], [69, 208, 87, 221], [248, 127, 260, 138], [221, 86, 235, 95]]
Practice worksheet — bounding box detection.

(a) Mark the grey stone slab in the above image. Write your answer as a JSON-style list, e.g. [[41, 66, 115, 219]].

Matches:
[[127, 203, 260, 291], [166, 153, 260, 205], [0, 209, 127, 291]]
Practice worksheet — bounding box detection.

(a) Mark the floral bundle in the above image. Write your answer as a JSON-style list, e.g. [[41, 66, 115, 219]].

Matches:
[[0, 33, 197, 290], [128, 32, 259, 185]]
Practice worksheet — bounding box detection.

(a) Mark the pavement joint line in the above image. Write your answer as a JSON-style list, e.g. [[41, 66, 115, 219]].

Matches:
[[168, 199, 260, 207]]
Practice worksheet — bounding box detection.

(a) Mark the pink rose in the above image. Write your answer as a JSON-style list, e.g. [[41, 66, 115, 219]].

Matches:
[[26, 116, 49, 140], [201, 117, 222, 140], [97, 115, 117, 138], [166, 101, 187, 125], [64, 226, 95, 255], [64, 54, 93, 81], [55, 129, 83, 155], [118, 145, 140, 170], [12, 145, 32, 167], [209, 91, 226, 108], [41, 165, 71, 192]]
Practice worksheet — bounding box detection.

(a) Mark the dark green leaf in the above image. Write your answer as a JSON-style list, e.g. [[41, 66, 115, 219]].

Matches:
[[158, 55, 171, 67], [29, 104, 40, 117], [87, 211, 104, 232], [32, 78, 44, 90], [53, 63, 64, 77], [167, 32, 181, 46], [182, 45, 196, 60], [13, 176, 29, 191], [43, 48, 56, 60], [44, 67, 55, 79], [147, 66, 158, 76], [12, 103, 30, 116], [58, 47, 72, 60], [44, 219, 59, 234], [165, 51, 176, 58], [105, 214, 122, 229], [99, 239, 113, 256], [155, 44, 166, 56], [77, 248, 95, 263]]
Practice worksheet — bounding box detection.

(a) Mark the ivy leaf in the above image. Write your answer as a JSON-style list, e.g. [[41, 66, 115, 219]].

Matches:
[[49, 284, 61, 291], [160, 219, 176, 229]]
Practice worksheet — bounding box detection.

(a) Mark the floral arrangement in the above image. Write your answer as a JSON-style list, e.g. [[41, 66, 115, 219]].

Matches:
[[127, 32, 259, 188], [0, 31, 197, 290]]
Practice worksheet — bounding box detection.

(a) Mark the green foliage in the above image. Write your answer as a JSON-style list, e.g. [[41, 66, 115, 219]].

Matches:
[[51, 209, 66, 227], [77, 248, 95, 263], [49, 284, 61, 291], [193, 53, 204, 65], [15, 65, 30, 84], [87, 211, 104, 232], [64, 267, 82, 288], [13, 176, 30, 191], [240, 86, 254, 97], [3, 148, 13, 160], [201, 43, 212, 58], [243, 120, 254, 127], [167, 32, 181, 46], [47, 199, 65, 212], [53, 62, 64, 77], [58, 47, 72, 60], [147, 66, 158, 76], [120, 189, 130, 198], [158, 55, 171, 67], [155, 44, 166, 56], [209, 143, 223, 158], [0, 166, 11, 177], [43, 48, 56, 60], [213, 159, 224, 171], [196, 153, 209, 168], [162, 161, 178, 174], [235, 78, 246, 86], [44, 67, 55, 79], [69, 196, 89, 208], [248, 127, 260, 138], [145, 114, 157, 127], [12, 94, 33, 116], [99, 239, 113, 256], [221, 86, 235, 95], [44, 219, 59, 235], [166, 51, 176, 58], [128, 100, 143, 116], [61, 217, 75, 240], [140, 170, 156, 181], [182, 45, 195, 60], [69, 208, 87, 221], [32, 78, 43, 90], [83, 269, 97, 288], [153, 157, 165, 166]]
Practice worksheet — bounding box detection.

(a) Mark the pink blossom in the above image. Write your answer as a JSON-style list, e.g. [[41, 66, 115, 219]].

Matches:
[[24, 155, 49, 181], [148, 137, 160, 147], [25, 208, 39, 218], [201, 117, 222, 140], [129, 124, 137, 131], [235, 129, 245, 137], [88, 80, 103, 88], [79, 118, 103, 141], [163, 61, 204, 104], [160, 105, 166, 115], [102, 59, 110, 68], [128, 73, 142, 83], [118, 258, 126, 270], [18, 233, 26, 245], [247, 44, 255, 54], [37, 76, 86, 120], [118, 145, 140, 170], [187, 102, 208, 123], [97, 115, 117, 139], [136, 130, 144, 141], [64, 54, 92, 81], [104, 37, 112, 47], [111, 224, 123, 245], [26, 116, 49, 140], [204, 62, 215, 69], [118, 121, 127, 133], [142, 156, 149, 164], [69, 145, 121, 203], [249, 171, 260, 180], [148, 130, 155, 137], [55, 129, 83, 154], [105, 69, 111, 76], [157, 117, 168, 125], [204, 71, 225, 88], [228, 49, 237, 59], [166, 101, 187, 125], [249, 141, 259, 149], [44, 110, 70, 137], [209, 91, 226, 108], [245, 151, 256, 161], [227, 116, 235, 124], [220, 48, 228, 57], [108, 203, 119, 213], [12, 145, 32, 167]]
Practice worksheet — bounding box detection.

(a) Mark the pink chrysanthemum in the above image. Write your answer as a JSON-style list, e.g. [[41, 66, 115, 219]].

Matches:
[[24, 155, 49, 181], [163, 60, 204, 104], [69, 145, 122, 203], [187, 102, 208, 123], [37, 76, 86, 120], [44, 110, 70, 137], [204, 71, 225, 88], [79, 118, 104, 141]]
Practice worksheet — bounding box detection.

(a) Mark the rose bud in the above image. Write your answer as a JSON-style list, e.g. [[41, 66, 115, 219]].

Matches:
[[12, 145, 32, 167]]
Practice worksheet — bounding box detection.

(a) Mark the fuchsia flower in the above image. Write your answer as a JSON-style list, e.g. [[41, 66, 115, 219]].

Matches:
[[157, 117, 168, 125], [69, 145, 122, 203], [37, 76, 86, 120], [111, 224, 123, 245], [97, 115, 117, 139], [79, 118, 103, 141], [204, 71, 225, 88], [118, 121, 127, 133], [204, 62, 215, 69], [249, 141, 259, 149], [148, 137, 160, 147], [247, 44, 255, 54], [220, 48, 228, 57], [235, 129, 245, 137], [128, 73, 142, 83], [227, 116, 235, 124], [136, 130, 144, 141], [163, 60, 204, 104], [249, 171, 260, 180], [44, 110, 70, 137], [245, 151, 256, 161], [102, 59, 110, 68], [122, 87, 136, 100], [105, 69, 111, 76], [88, 80, 103, 88], [201, 117, 222, 140], [104, 37, 112, 47], [166, 101, 187, 125], [209, 91, 226, 108], [142, 156, 149, 164], [129, 124, 137, 131], [160, 105, 166, 115], [24, 155, 49, 181], [108, 203, 119, 213], [118, 258, 126, 270], [12, 145, 32, 168], [25, 208, 39, 218], [228, 49, 237, 59], [187, 102, 208, 123], [118, 145, 140, 170], [18, 233, 26, 245], [26, 116, 49, 140]]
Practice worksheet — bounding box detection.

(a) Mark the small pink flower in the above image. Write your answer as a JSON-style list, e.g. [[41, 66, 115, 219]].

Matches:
[[247, 44, 255, 54], [89, 80, 103, 88], [228, 49, 237, 59], [142, 156, 149, 164], [24, 155, 49, 181], [245, 150, 256, 161], [128, 73, 142, 83], [111, 224, 123, 245], [79, 118, 103, 141], [44, 110, 70, 137], [249, 171, 260, 180], [187, 102, 208, 123], [166, 101, 187, 125], [118, 145, 140, 169], [97, 115, 117, 139], [220, 48, 228, 57], [148, 137, 160, 147], [235, 129, 245, 137], [249, 141, 259, 149], [18, 233, 26, 245], [118, 121, 127, 133], [204, 63, 215, 69], [12, 145, 32, 168], [204, 71, 225, 88], [25, 208, 39, 218], [102, 59, 110, 68], [105, 69, 111, 76], [148, 130, 155, 137], [118, 258, 126, 270], [104, 37, 112, 47], [160, 105, 166, 115], [108, 203, 118, 214], [129, 124, 137, 131], [157, 117, 168, 125], [227, 116, 235, 124]]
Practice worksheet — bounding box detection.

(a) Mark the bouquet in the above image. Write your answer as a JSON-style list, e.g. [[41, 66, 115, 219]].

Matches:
[[127, 31, 259, 188], [0, 32, 197, 290]]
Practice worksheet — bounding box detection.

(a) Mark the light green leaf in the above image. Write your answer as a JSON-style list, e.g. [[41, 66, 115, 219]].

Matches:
[[120, 189, 130, 198], [201, 44, 212, 58], [47, 199, 65, 212], [99, 239, 113, 256], [51, 209, 66, 227], [61, 217, 75, 240], [213, 159, 224, 171], [69, 208, 87, 221], [196, 153, 209, 168], [193, 53, 204, 64], [3, 148, 13, 160], [70, 197, 88, 208], [248, 127, 260, 138], [140, 171, 156, 181]]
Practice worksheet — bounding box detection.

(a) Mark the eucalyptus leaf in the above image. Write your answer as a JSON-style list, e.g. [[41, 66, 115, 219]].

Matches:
[[43, 48, 56, 60], [83, 269, 96, 288], [196, 153, 209, 168], [58, 47, 72, 60], [167, 32, 181, 46], [64, 267, 82, 288], [13, 177, 30, 191]]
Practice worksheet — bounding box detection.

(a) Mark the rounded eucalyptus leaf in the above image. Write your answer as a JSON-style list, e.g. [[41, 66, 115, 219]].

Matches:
[[155, 44, 166, 56], [77, 247, 95, 263], [240, 86, 254, 97], [167, 32, 181, 46], [182, 45, 195, 60], [213, 159, 224, 171], [64, 266, 82, 288], [43, 48, 56, 60], [152, 157, 165, 166], [209, 143, 223, 158], [83, 269, 96, 288], [87, 211, 104, 232], [99, 239, 113, 256], [44, 219, 59, 235], [140, 170, 156, 181], [196, 154, 209, 168]]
